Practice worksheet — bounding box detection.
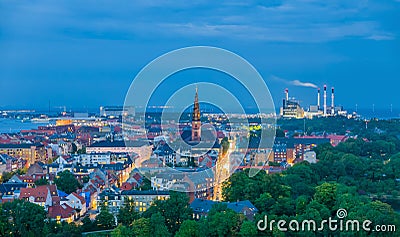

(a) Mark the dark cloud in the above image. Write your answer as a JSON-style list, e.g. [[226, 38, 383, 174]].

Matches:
[[0, 0, 399, 110]]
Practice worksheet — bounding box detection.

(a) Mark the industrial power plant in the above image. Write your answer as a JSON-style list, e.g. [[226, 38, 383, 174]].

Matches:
[[280, 85, 347, 119]]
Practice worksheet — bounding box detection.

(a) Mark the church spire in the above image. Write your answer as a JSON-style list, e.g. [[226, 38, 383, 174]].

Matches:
[[192, 86, 200, 122], [192, 86, 201, 141]]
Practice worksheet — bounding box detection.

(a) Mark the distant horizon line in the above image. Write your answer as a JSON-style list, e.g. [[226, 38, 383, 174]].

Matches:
[[1, 105, 400, 113]]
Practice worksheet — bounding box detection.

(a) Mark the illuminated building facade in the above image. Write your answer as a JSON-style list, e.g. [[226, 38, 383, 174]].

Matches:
[[191, 87, 201, 141]]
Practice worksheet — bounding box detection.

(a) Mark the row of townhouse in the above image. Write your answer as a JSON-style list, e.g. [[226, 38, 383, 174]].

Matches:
[[0, 181, 87, 223]]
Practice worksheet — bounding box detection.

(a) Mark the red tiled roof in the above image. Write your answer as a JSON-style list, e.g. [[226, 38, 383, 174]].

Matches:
[[206, 160, 212, 168], [48, 204, 76, 219], [0, 198, 15, 203], [83, 184, 97, 194], [18, 175, 34, 182], [47, 185, 58, 196], [20, 186, 49, 202], [31, 174, 46, 182], [327, 135, 347, 140], [22, 135, 36, 140], [199, 156, 204, 162], [132, 173, 142, 182], [52, 196, 61, 205], [120, 182, 133, 191]]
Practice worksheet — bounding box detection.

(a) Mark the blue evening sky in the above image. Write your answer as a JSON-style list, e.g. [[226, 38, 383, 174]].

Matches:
[[0, 0, 399, 112]]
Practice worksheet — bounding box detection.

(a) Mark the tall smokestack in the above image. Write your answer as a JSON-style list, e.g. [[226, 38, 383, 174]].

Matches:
[[285, 88, 289, 101], [317, 88, 320, 109], [323, 85, 327, 116], [331, 87, 335, 115]]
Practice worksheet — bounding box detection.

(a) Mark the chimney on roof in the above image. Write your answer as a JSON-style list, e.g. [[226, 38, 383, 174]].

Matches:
[[285, 88, 289, 101], [331, 87, 335, 115], [323, 85, 327, 116]]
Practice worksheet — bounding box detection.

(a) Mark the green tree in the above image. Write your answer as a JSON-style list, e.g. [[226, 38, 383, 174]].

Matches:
[[95, 206, 116, 230], [1, 199, 47, 237], [284, 162, 316, 197], [313, 142, 334, 156], [43, 219, 62, 236], [222, 169, 266, 203], [81, 216, 94, 232], [341, 154, 365, 178], [385, 152, 400, 179], [239, 220, 258, 237], [59, 222, 81, 237], [34, 178, 49, 186], [139, 178, 152, 191], [117, 199, 140, 226], [131, 218, 151, 237], [222, 169, 291, 205], [1, 171, 15, 183], [269, 197, 296, 216], [143, 192, 192, 234], [222, 170, 253, 202], [150, 213, 171, 237], [334, 192, 365, 213], [221, 137, 230, 155], [0, 204, 8, 236], [111, 225, 133, 237], [303, 200, 331, 221], [15, 168, 27, 175], [353, 201, 400, 229], [77, 146, 86, 154], [82, 176, 90, 183], [54, 170, 82, 194], [206, 203, 243, 237], [297, 201, 331, 236], [314, 182, 338, 210], [295, 195, 309, 215], [254, 193, 276, 213], [175, 220, 201, 237]]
